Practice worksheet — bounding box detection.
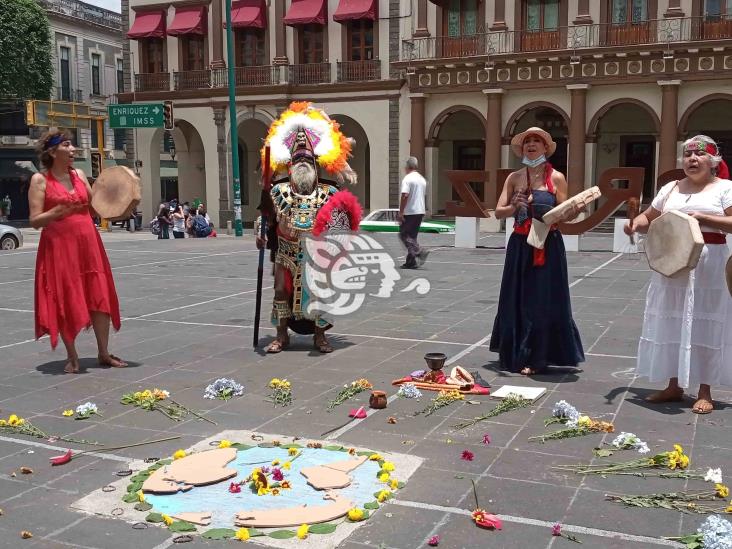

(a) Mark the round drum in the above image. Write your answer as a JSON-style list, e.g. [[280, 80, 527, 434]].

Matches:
[[542, 186, 601, 225], [90, 166, 141, 220], [645, 210, 704, 278]]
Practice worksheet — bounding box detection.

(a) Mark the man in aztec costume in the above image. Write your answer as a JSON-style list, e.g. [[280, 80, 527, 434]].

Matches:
[[258, 102, 362, 354]]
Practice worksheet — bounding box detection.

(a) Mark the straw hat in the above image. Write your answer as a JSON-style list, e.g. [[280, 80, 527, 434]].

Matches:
[[510, 127, 557, 158], [726, 255, 732, 298]]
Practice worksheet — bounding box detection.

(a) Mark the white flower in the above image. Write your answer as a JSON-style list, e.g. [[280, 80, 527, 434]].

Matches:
[[637, 442, 650, 454], [706, 468, 724, 484], [611, 432, 649, 454], [551, 400, 580, 423], [698, 515, 732, 549], [203, 378, 244, 400], [75, 402, 98, 415], [397, 383, 422, 399]]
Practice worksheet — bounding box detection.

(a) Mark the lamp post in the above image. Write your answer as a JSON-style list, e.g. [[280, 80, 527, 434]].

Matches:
[[224, 0, 243, 236]]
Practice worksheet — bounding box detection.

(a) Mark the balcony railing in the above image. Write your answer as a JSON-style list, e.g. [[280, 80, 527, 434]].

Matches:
[[337, 60, 381, 82], [56, 87, 83, 102], [402, 16, 732, 61], [288, 63, 331, 85], [173, 70, 211, 90], [39, 0, 122, 29], [135, 73, 170, 92], [211, 65, 281, 87]]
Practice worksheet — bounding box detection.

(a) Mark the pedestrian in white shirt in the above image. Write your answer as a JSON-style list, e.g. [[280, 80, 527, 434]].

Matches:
[[398, 157, 429, 269]]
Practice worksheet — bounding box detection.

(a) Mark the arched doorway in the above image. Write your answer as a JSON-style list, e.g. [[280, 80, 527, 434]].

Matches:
[[505, 104, 569, 176], [681, 96, 732, 169], [330, 114, 370, 210], [237, 117, 269, 224], [171, 120, 206, 208], [428, 107, 486, 216], [590, 100, 659, 203]]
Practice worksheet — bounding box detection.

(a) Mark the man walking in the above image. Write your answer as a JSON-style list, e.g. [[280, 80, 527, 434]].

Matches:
[[398, 157, 429, 269]]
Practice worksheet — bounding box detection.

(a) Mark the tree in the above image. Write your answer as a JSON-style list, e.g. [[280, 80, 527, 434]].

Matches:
[[0, 0, 53, 99]]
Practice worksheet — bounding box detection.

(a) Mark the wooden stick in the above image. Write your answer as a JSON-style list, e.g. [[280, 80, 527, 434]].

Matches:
[[75, 435, 182, 456]]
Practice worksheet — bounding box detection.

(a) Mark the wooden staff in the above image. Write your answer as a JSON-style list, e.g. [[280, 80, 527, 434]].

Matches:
[[627, 197, 639, 245], [253, 146, 272, 349]]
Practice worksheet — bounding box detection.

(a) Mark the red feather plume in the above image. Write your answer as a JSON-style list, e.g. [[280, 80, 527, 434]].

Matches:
[[312, 190, 362, 237]]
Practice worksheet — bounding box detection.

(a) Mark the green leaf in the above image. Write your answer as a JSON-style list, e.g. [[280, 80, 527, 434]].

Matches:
[[361, 510, 371, 520], [248, 528, 265, 537], [169, 521, 196, 532], [201, 528, 236, 540], [126, 481, 143, 493], [593, 448, 615, 458], [356, 450, 375, 456], [121, 493, 138, 503], [397, 481, 405, 489], [231, 443, 252, 450], [158, 459, 172, 465], [268, 529, 297, 539], [285, 444, 303, 449], [364, 501, 379, 510], [257, 442, 275, 448], [146, 512, 164, 523], [134, 502, 152, 512], [308, 523, 338, 534], [323, 445, 344, 451]]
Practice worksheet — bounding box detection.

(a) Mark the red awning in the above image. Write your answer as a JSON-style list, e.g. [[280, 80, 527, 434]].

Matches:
[[333, 0, 377, 22], [127, 10, 166, 39], [283, 0, 326, 26], [167, 6, 206, 36], [231, 0, 267, 28]]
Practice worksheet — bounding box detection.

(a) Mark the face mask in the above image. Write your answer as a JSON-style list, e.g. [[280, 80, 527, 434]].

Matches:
[[522, 155, 546, 168]]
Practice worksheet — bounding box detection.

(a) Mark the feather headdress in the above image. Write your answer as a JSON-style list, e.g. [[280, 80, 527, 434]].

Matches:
[[262, 102, 357, 185]]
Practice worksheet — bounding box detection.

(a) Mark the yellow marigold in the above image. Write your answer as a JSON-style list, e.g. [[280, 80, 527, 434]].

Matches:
[[382, 461, 395, 472], [16, 418, 24, 426], [137, 490, 145, 503], [369, 454, 382, 461], [577, 416, 592, 428], [667, 453, 680, 470], [288, 447, 298, 456], [390, 479, 399, 490], [8, 414, 19, 426], [283, 461, 291, 470], [726, 503, 732, 514], [717, 484, 730, 498], [152, 389, 169, 400], [674, 444, 684, 454], [218, 440, 232, 449], [356, 379, 372, 389], [296, 524, 309, 539], [280, 480, 292, 489], [347, 508, 364, 521], [679, 453, 690, 469], [235, 528, 250, 541], [377, 490, 391, 503], [161, 514, 174, 526], [269, 378, 281, 388], [257, 487, 270, 496], [0, 420, 6, 426], [271, 459, 280, 466], [62, 410, 74, 417], [281, 380, 291, 389], [172, 449, 186, 460], [379, 472, 390, 483]]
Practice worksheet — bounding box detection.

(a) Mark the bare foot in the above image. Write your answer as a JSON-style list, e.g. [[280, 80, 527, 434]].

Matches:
[[313, 336, 333, 354], [64, 358, 80, 373], [692, 398, 714, 414], [645, 387, 684, 403], [98, 354, 127, 368], [520, 367, 538, 376], [265, 337, 289, 354]]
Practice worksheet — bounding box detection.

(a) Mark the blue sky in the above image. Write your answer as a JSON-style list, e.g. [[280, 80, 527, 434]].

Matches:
[[83, 0, 121, 13]]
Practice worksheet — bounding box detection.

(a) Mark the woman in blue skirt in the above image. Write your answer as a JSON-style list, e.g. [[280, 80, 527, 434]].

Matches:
[[490, 127, 585, 376]]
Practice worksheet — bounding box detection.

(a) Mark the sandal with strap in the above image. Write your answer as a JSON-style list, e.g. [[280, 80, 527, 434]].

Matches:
[[98, 354, 128, 368], [313, 337, 333, 354], [265, 338, 289, 354]]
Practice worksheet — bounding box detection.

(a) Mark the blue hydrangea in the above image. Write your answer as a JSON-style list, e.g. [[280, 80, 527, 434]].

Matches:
[[397, 383, 422, 399], [75, 402, 98, 415], [698, 515, 732, 549], [611, 432, 650, 454], [552, 400, 580, 424], [204, 378, 244, 400]]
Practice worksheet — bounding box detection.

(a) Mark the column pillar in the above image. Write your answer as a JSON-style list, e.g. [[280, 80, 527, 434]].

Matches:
[[414, 0, 429, 37], [567, 84, 589, 196], [211, 0, 224, 68], [483, 88, 503, 189], [573, 0, 593, 24], [490, 0, 507, 30], [410, 93, 426, 174], [274, 0, 288, 64], [214, 106, 233, 225], [664, 0, 685, 17], [658, 80, 681, 175]]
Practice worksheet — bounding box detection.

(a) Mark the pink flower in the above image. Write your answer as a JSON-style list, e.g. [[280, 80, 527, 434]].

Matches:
[[427, 534, 440, 546], [551, 523, 562, 536], [472, 508, 502, 530], [481, 434, 491, 445], [272, 468, 284, 482], [461, 450, 474, 461], [260, 466, 271, 474], [228, 482, 241, 493]]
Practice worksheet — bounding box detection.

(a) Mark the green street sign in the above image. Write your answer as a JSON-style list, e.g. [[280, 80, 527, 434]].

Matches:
[[108, 103, 164, 128]]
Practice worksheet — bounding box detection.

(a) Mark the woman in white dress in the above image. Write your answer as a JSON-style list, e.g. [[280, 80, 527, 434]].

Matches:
[[625, 135, 732, 413]]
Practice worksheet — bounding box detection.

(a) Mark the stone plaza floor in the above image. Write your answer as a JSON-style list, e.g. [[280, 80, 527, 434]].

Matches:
[[0, 228, 730, 548]]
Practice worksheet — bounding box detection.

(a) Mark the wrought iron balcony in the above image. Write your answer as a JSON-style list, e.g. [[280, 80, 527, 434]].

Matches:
[[56, 87, 83, 102], [39, 0, 122, 29], [337, 60, 381, 82], [288, 62, 331, 85], [173, 70, 211, 90], [211, 65, 281, 88], [401, 16, 732, 62], [134, 73, 170, 92]]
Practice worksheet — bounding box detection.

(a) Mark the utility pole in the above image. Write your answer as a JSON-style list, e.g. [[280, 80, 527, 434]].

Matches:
[[224, 0, 243, 236]]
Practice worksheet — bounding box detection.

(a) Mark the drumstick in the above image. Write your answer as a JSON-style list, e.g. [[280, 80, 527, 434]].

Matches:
[[627, 197, 639, 245]]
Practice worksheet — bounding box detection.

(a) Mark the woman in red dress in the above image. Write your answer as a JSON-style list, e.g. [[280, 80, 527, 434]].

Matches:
[[29, 128, 126, 373]]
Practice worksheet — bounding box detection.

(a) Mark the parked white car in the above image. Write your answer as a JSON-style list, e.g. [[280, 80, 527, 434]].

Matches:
[[0, 224, 23, 250]]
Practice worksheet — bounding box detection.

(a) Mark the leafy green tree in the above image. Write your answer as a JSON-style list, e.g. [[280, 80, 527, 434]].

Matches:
[[0, 0, 53, 99]]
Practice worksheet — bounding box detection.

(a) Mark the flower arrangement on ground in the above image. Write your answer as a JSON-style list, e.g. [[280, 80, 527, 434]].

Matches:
[[610, 432, 650, 454], [551, 523, 581, 543], [72, 402, 99, 420], [666, 514, 732, 548], [607, 484, 732, 514], [204, 378, 244, 400], [267, 378, 292, 407], [0, 413, 99, 445], [529, 413, 614, 443], [397, 383, 422, 399], [121, 388, 215, 424], [327, 379, 372, 411], [545, 400, 581, 427], [452, 393, 531, 430], [554, 444, 692, 477], [414, 389, 464, 417]]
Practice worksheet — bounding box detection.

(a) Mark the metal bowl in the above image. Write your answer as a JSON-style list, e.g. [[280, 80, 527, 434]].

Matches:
[[424, 352, 447, 371]]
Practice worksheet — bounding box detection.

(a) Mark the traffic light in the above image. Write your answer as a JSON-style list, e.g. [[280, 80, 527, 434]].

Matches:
[[91, 152, 102, 178], [163, 100, 174, 130]]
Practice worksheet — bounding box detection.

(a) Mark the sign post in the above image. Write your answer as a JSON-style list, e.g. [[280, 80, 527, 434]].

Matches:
[[225, 0, 243, 237]]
